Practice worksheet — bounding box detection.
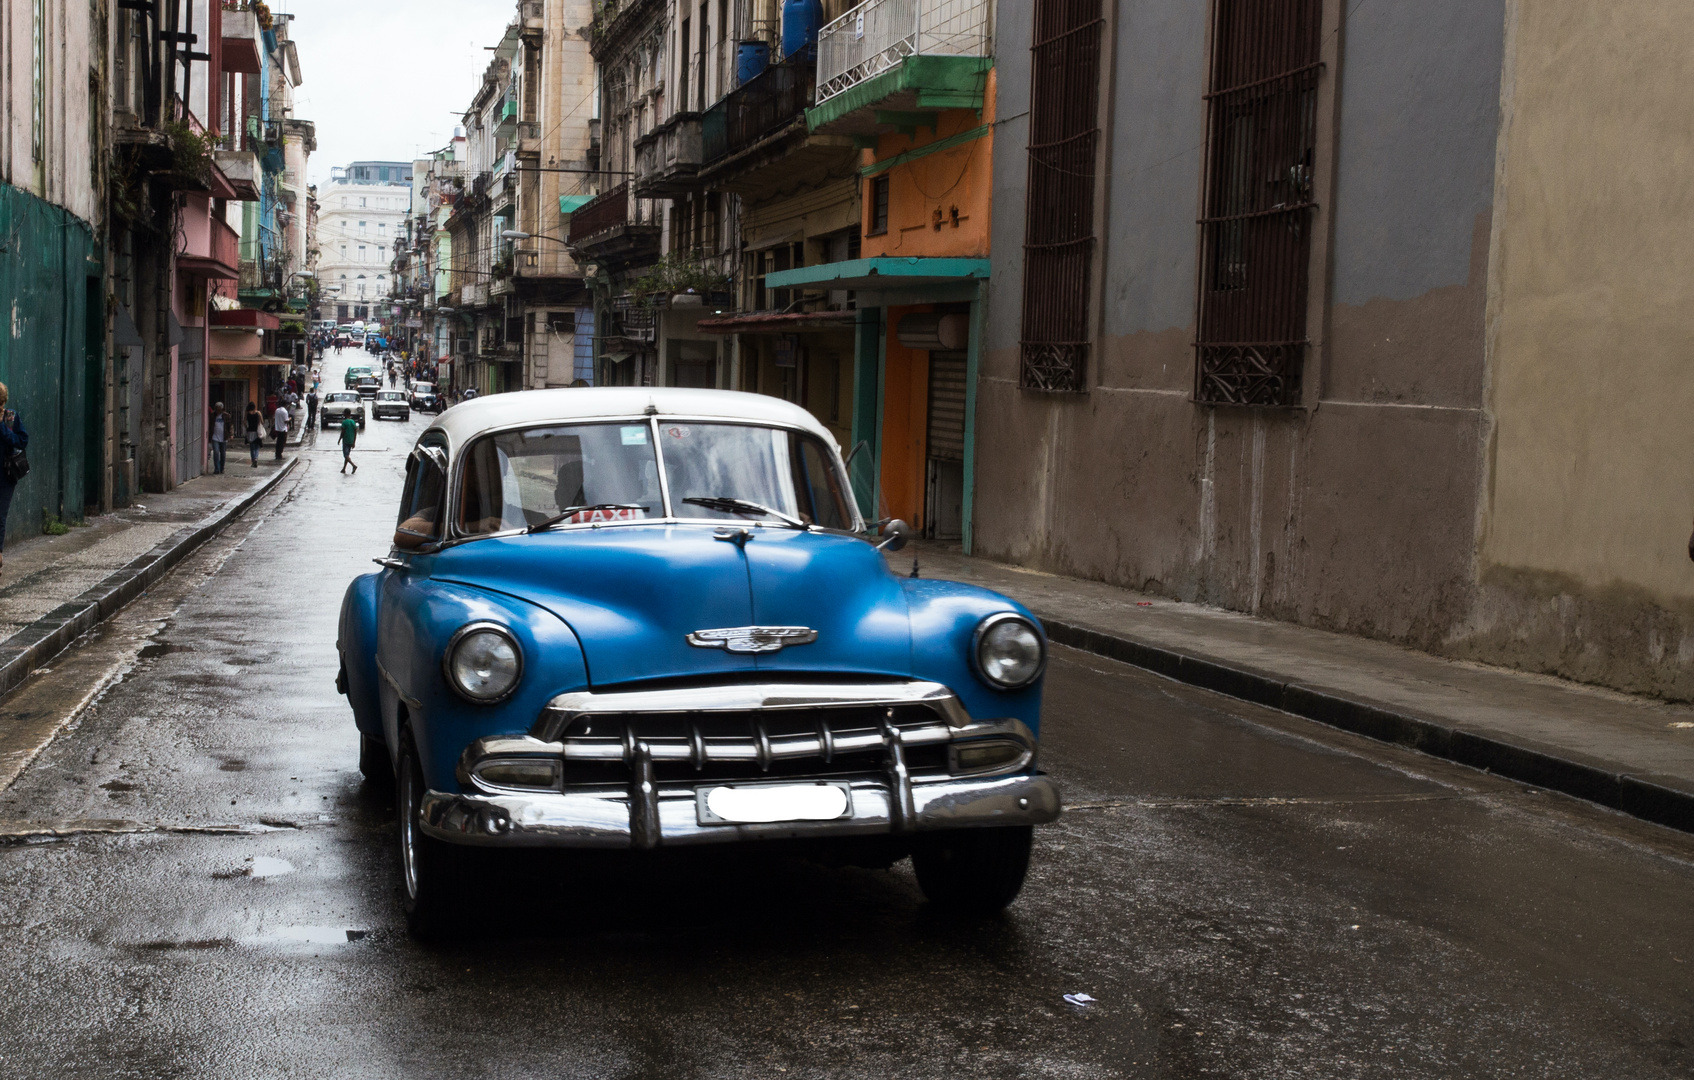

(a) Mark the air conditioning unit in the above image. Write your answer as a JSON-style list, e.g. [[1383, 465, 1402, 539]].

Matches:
[[455, 338, 471, 355]]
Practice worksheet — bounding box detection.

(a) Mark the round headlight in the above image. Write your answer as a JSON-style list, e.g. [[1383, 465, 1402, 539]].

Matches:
[[445, 624, 522, 703], [972, 613, 1046, 690]]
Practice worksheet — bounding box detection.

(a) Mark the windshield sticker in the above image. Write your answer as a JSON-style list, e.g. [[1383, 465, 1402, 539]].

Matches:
[[620, 425, 649, 445], [567, 507, 646, 524], [664, 425, 690, 439]]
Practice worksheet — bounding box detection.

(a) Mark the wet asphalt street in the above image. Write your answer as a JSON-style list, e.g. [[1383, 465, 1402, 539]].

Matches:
[[0, 349, 1690, 1078]]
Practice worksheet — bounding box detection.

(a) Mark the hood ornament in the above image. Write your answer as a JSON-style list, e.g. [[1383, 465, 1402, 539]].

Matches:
[[687, 626, 818, 654]]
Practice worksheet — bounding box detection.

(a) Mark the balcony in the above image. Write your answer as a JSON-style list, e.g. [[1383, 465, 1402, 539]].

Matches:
[[566, 182, 661, 268], [633, 113, 704, 197], [495, 96, 519, 139], [212, 149, 262, 200], [698, 61, 855, 200], [221, 9, 264, 75], [808, 0, 993, 135], [520, 0, 544, 36], [178, 217, 242, 281]]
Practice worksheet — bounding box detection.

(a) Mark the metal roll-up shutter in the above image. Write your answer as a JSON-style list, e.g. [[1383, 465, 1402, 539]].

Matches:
[[926, 350, 968, 462]]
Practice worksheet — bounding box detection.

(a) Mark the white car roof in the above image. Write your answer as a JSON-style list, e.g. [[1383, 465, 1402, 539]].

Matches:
[[422, 388, 840, 453]]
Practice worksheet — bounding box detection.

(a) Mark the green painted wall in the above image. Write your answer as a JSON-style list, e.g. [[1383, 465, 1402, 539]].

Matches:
[[0, 183, 95, 544]]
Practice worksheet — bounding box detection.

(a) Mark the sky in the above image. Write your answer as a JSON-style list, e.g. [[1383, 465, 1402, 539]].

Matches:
[[272, 0, 517, 186]]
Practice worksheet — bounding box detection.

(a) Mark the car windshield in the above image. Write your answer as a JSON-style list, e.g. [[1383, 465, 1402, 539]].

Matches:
[[658, 422, 852, 529], [454, 421, 853, 535], [328, 393, 358, 402], [379, 392, 405, 401]]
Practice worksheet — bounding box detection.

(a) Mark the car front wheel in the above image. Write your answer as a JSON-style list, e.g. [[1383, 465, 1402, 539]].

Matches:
[[911, 825, 1034, 915], [397, 731, 461, 938]]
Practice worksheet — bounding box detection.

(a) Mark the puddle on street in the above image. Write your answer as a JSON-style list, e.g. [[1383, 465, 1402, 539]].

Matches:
[[255, 926, 371, 945]]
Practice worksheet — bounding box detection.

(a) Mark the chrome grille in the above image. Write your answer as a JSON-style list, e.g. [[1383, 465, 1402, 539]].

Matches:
[[556, 706, 952, 785]]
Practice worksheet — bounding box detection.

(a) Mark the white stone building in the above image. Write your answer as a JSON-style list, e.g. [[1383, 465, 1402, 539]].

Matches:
[[317, 160, 414, 321]]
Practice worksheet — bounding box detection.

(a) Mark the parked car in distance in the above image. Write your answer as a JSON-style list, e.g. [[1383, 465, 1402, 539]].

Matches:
[[321, 391, 365, 430], [408, 382, 439, 413], [356, 376, 381, 399], [373, 391, 410, 422], [337, 387, 1060, 937], [345, 365, 372, 389]]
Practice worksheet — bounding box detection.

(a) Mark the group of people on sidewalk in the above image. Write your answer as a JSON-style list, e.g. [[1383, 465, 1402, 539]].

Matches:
[[204, 365, 331, 475]]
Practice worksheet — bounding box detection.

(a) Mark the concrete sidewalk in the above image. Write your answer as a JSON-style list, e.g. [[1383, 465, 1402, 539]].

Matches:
[[0, 457, 298, 699], [902, 542, 1694, 833]]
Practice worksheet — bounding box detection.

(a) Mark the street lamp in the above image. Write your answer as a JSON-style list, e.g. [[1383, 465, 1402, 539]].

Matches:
[[501, 229, 571, 246]]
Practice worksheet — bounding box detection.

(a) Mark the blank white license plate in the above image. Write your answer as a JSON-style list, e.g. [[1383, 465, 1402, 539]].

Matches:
[[696, 782, 853, 825]]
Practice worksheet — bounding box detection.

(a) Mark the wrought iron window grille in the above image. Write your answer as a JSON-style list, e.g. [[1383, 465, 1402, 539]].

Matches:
[[1017, 0, 1105, 394], [1193, 0, 1325, 408]]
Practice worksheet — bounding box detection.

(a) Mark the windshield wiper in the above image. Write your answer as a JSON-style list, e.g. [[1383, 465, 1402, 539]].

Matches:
[[682, 496, 808, 530], [525, 504, 650, 534]]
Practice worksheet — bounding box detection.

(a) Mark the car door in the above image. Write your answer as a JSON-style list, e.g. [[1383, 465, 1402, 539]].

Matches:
[[375, 437, 449, 749]]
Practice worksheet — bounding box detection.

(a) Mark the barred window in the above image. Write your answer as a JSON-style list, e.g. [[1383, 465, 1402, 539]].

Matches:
[[1194, 0, 1324, 407], [1018, 0, 1105, 393]]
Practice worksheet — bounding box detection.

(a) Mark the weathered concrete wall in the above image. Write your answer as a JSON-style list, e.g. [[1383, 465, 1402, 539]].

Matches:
[[977, 1, 1506, 653], [0, 0, 100, 224], [1459, 0, 1694, 698]]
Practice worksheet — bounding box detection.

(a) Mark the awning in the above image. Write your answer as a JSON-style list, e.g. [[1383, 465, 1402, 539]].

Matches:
[[765, 256, 990, 292], [560, 195, 594, 215], [694, 310, 856, 335]]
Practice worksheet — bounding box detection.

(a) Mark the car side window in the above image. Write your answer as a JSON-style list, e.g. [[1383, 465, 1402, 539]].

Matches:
[[396, 445, 446, 549]]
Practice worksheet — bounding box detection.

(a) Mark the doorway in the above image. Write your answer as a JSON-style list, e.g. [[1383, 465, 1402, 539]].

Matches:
[[924, 349, 966, 540]]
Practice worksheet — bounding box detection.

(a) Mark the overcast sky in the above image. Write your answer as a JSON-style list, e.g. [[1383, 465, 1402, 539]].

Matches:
[[273, 0, 516, 186]]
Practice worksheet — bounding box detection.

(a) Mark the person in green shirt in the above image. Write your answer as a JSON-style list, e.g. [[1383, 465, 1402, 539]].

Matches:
[[339, 414, 359, 474]]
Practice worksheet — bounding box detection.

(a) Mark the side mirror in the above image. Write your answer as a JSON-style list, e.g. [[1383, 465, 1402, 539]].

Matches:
[[876, 518, 912, 553]]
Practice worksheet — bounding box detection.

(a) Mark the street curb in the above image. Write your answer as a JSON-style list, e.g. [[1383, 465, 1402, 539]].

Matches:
[[0, 458, 300, 702], [1040, 618, 1694, 835]]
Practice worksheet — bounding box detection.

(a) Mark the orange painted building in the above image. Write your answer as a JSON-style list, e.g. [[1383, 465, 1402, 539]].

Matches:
[[773, 34, 996, 546]]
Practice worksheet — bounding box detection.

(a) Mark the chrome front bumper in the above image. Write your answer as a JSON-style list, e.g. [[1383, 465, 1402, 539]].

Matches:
[[418, 770, 1061, 849], [419, 679, 1061, 849]]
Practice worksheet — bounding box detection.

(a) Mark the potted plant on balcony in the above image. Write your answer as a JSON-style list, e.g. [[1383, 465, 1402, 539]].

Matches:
[[632, 252, 732, 308]]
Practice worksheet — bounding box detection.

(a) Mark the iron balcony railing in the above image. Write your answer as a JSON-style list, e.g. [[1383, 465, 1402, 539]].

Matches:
[[816, 0, 992, 104], [702, 61, 815, 163]]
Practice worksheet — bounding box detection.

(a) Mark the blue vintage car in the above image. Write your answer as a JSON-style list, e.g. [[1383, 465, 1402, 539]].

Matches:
[[337, 387, 1060, 934]]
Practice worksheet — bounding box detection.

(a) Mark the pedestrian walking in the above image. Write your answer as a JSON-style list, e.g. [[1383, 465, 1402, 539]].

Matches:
[[272, 401, 290, 461], [208, 401, 229, 474], [0, 381, 29, 578], [244, 401, 264, 466], [339, 412, 359, 474], [305, 387, 319, 429]]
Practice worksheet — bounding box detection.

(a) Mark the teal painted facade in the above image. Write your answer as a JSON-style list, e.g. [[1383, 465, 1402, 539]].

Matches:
[[0, 183, 99, 546]]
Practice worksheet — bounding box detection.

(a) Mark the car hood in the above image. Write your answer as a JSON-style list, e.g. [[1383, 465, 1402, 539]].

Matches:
[[430, 524, 911, 687]]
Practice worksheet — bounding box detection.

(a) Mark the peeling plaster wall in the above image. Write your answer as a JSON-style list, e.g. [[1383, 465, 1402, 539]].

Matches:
[[1459, 0, 1694, 699], [978, 0, 1507, 655]]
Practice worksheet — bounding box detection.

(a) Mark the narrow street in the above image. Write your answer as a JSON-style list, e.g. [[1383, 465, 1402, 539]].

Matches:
[[0, 354, 1686, 1078]]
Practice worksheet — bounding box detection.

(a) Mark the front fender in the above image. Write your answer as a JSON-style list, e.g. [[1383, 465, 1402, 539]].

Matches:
[[904, 579, 1045, 737], [379, 574, 589, 793], [337, 572, 383, 738]]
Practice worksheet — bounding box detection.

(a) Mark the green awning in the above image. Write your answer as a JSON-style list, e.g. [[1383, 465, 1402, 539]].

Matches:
[[560, 195, 593, 215], [766, 256, 990, 291]]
